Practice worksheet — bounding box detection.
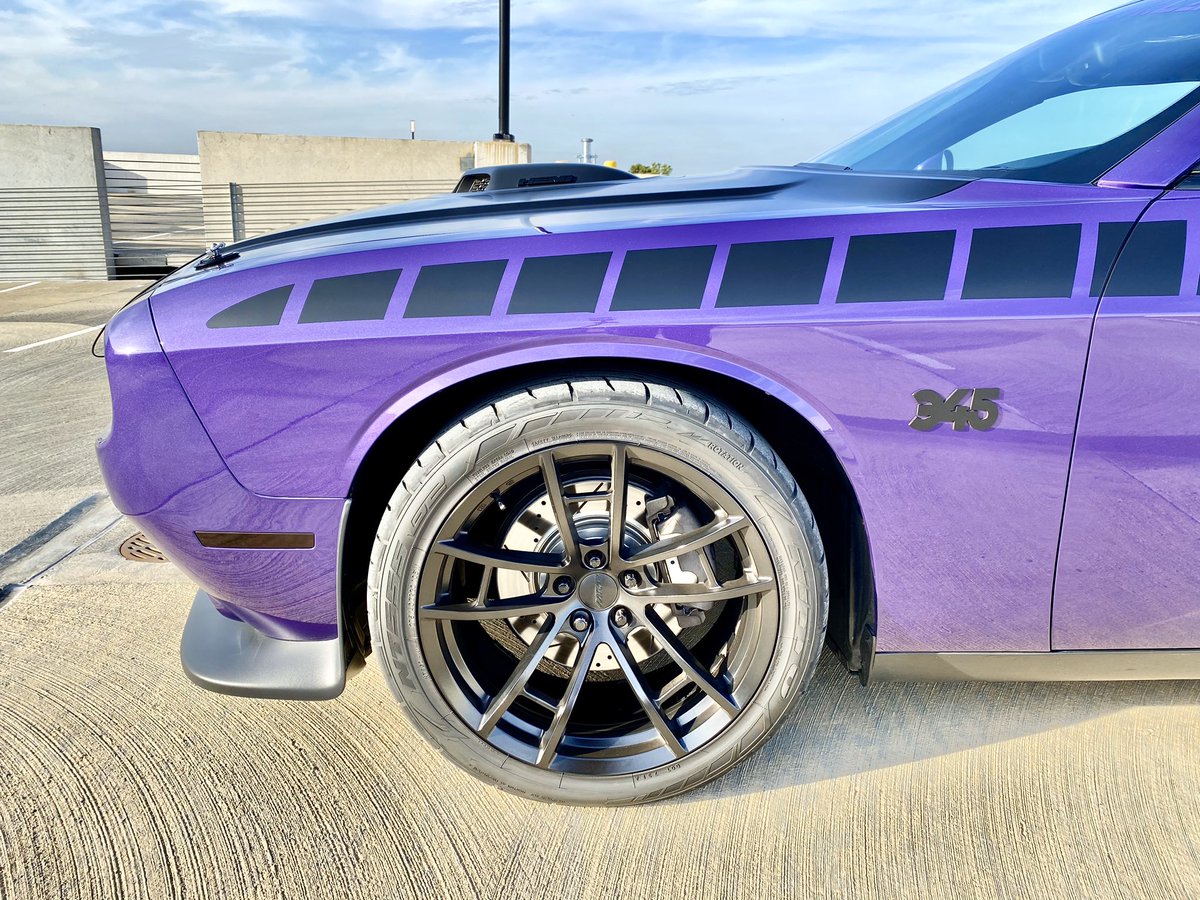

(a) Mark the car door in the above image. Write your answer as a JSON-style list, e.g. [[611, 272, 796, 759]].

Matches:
[[1054, 189, 1200, 649]]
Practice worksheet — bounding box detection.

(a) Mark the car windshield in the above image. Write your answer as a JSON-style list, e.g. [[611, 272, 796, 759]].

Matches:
[[814, 1, 1200, 184]]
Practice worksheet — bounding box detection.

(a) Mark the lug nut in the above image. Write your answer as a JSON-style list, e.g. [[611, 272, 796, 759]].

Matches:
[[553, 576, 574, 596], [584, 550, 606, 570], [612, 607, 629, 628], [620, 571, 641, 590], [570, 611, 591, 633]]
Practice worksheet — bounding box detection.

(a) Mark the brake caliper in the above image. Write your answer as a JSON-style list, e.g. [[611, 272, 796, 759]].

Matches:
[[645, 494, 712, 628]]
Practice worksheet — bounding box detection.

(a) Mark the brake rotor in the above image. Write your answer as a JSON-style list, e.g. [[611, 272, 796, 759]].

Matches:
[[481, 479, 718, 681]]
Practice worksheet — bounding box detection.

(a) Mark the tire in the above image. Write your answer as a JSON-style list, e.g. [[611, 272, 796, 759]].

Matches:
[[367, 378, 828, 805]]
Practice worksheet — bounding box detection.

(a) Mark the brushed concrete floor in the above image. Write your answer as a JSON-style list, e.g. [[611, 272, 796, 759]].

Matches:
[[2, 281, 1199, 899]]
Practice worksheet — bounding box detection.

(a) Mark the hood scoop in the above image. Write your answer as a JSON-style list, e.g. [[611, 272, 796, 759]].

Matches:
[[454, 163, 638, 194]]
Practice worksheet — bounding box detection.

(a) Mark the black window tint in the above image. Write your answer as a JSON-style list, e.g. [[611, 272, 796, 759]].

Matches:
[[1097, 220, 1187, 297], [610, 246, 716, 312], [962, 224, 1081, 300], [837, 231, 956, 303], [405, 260, 508, 318], [716, 239, 832, 308], [508, 253, 611, 314], [207, 285, 293, 328], [299, 269, 401, 324]]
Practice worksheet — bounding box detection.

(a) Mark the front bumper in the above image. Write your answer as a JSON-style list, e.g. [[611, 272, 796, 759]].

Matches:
[[181, 591, 347, 700], [97, 290, 347, 685]]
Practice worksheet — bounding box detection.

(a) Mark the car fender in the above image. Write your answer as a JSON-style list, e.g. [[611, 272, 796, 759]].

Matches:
[[341, 333, 863, 494]]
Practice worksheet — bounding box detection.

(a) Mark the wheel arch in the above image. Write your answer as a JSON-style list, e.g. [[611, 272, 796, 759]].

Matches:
[[340, 345, 877, 680]]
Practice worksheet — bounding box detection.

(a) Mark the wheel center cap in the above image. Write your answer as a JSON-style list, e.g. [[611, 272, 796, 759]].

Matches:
[[578, 572, 619, 611]]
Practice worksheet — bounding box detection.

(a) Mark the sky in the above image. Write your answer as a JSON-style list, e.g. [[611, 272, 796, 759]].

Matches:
[[0, 0, 1119, 174]]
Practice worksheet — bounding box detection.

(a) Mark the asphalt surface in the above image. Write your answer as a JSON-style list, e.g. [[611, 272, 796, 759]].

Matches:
[[1, 280, 1199, 899]]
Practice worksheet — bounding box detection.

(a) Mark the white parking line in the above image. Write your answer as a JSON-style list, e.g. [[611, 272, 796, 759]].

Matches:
[[0, 281, 39, 295], [4, 324, 104, 354]]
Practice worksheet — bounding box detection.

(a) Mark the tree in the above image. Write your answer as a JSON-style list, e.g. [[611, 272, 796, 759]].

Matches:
[[629, 162, 673, 176]]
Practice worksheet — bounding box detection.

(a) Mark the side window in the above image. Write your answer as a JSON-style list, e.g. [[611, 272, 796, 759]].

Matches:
[[939, 84, 1199, 172]]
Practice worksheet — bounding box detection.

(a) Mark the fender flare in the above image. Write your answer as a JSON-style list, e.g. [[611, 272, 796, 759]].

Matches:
[[339, 334, 862, 491]]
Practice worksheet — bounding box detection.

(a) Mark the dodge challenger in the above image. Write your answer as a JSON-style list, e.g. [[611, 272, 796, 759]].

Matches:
[[98, 0, 1200, 803]]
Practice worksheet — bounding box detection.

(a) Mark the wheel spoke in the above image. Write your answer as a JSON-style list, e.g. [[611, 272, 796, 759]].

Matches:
[[434, 537, 565, 574], [607, 444, 628, 563], [610, 632, 686, 758], [536, 634, 599, 768], [417, 428, 785, 779], [419, 592, 563, 621], [630, 574, 774, 606], [637, 607, 739, 716], [539, 451, 579, 562], [474, 565, 495, 604], [624, 515, 749, 566], [477, 615, 561, 737]]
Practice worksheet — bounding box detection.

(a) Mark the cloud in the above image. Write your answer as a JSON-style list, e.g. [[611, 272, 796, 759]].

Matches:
[[0, 0, 1119, 171], [203, 0, 1113, 41]]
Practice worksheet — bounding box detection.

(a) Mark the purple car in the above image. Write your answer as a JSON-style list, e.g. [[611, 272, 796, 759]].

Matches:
[[98, 1, 1200, 804]]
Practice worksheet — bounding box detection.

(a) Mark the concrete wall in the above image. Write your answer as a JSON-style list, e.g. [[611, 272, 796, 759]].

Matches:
[[197, 131, 531, 242], [0, 124, 114, 280], [473, 140, 533, 168], [0, 126, 536, 278]]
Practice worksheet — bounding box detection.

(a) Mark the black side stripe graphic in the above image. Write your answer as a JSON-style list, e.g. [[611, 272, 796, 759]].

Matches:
[[610, 245, 716, 311], [299, 269, 402, 323], [716, 238, 831, 308], [1094, 220, 1187, 298], [405, 260, 508, 318], [837, 230, 956, 303], [962, 224, 1080, 300], [1090, 222, 1137, 297], [207, 285, 293, 329], [208, 219, 1193, 328], [509, 252, 612, 314]]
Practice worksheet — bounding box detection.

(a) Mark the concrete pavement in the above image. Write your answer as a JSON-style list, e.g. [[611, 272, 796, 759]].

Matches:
[[1, 281, 1198, 899]]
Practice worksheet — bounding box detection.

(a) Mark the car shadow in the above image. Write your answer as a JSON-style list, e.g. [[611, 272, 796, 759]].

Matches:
[[673, 650, 1200, 803]]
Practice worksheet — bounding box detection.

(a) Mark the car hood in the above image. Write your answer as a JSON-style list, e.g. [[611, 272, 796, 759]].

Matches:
[[162, 165, 972, 286]]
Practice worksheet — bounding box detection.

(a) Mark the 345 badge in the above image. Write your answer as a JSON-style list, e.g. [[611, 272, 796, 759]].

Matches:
[[909, 388, 1002, 432]]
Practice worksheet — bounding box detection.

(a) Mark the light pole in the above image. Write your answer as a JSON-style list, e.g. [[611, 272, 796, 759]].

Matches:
[[494, 0, 514, 141]]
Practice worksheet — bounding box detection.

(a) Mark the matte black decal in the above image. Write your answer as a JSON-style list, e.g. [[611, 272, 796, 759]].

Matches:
[[1092, 220, 1187, 297], [716, 238, 832, 308], [206, 285, 293, 329], [195, 531, 315, 549], [1090, 222, 1134, 297], [610, 246, 716, 311], [299, 269, 402, 324], [508, 253, 612, 314], [838, 231, 956, 303], [405, 260, 508, 318], [1113, 220, 1187, 297], [961, 224, 1080, 300], [909, 388, 1002, 432]]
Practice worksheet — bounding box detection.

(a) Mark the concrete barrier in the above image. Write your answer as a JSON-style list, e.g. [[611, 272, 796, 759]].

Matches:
[[0, 125, 536, 278], [0, 124, 115, 280], [198, 131, 532, 242]]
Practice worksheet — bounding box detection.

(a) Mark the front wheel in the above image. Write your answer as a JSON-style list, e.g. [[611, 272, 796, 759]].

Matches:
[[367, 378, 828, 804]]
